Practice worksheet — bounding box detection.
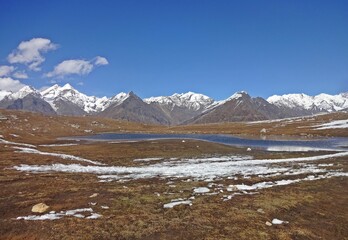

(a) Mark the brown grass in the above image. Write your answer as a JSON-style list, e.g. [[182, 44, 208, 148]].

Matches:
[[0, 109, 347, 239]]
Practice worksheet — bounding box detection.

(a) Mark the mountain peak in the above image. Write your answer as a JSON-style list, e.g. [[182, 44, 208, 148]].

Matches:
[[0, 89, 12, 101], [62, 83, 74, 90], [144, 91, 214, 111], [8, 85, 40, 100], [267, 92, 348, 112], [228, 91, 249, 100], [19, 85, 36, 92], [128, 91, 136, 96]]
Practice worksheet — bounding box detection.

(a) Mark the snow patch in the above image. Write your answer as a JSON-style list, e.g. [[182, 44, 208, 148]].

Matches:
[[16, 208, 101, 221], [0, 138, 36, 148], [39, 143, 78, 147], [312, 119, 348, 130], [272, 218, 288, 225], [193, 187, 210, 194], [13, 146, 103, 165], [163, 199, 192, 209], [133, 157, 162, 162]]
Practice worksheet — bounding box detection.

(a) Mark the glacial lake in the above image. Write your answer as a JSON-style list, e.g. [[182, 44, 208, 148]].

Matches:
[[69, 133, 348, 152]]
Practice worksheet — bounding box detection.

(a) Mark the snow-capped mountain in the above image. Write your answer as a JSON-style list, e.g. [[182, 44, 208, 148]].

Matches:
[[187, 91, 286, 124], [8, 86, 42, 100], [100, 91, 171, 125], [144, 92, 215, 111], [109, 92, 129, 106], [0, 83, 347, 125], [41, 84, 112, 114], [0, 90, 12, 101], [144, 92, 216, 124], [0, 86, 56, 115], [267, 92, 348, 114]]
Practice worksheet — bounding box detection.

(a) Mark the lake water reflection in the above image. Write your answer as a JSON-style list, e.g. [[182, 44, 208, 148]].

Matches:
[[70, 133, 348, 152]]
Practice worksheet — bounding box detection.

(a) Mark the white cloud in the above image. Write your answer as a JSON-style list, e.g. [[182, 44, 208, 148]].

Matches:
[[77, 82, 84, 86], [13, 71, 28, 79], [94, 56, 109, 66], [7, 38, 58, 71], [46, 59, 94, 78], [0, 65, 15, 77], [0, 77, 27, 91]]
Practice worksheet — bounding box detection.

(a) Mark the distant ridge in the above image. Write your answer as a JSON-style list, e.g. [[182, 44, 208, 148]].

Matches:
[[0, 84, 347, 125]]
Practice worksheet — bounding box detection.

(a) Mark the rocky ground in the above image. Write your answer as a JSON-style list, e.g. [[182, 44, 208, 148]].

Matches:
[[0, 109, 347, 239]]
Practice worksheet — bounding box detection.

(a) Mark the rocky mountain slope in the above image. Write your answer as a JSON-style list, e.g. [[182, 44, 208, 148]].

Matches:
[[100, 92, 171, 125], [0, 86, 56, 115], [187, 92, 287, 124]]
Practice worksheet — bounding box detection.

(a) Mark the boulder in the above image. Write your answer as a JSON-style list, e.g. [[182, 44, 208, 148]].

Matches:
[[260, 128, 267, 134], [89, 193, 99, 198], [31, 203, 49, 213]]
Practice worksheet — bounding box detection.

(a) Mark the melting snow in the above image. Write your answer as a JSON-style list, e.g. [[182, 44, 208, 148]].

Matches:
[[0, 138, 36, 148], [11, 148, 348, 203], [163, 199, 192, 208], [16, 208, 101, 221], [272, 218, 288, 225], [133, 157, 163, 162], [312, 120, 348, 130], [86, 213, 102, 219], [193, 187, 210, 194], [266, 146, 341, 152], [13, 152, 348, 181], [13, 146, 103, 165], [39, 143, 78, 147]]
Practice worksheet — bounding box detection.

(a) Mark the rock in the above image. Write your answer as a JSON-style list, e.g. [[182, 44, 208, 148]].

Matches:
[[272, 218, 289, 225], [0, 113, 8, 120], [257, 208, 265, 214], [265, 221, 272, 226], [260, 128, 267, 134], [226, 185, 238, 192], [31, 203, 49, 213], [89, 193, 99, 198]]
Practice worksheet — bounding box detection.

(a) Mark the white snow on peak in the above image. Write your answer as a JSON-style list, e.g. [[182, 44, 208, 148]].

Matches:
[[227, 91, 248, 101], [8, 86, 41, 100], [41, 84, 112, 113], [3, 83, 347, 116], [144, 92, 215, 111], [0, 90, 12, 101], [208, 91, 249, 110], [110, 92, 128, 103], [61, 83, 74, 90], [104, 92, 130, 108], [267, 92, 348, 111]]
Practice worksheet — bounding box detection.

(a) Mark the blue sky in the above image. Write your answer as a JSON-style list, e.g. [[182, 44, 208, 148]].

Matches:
[[0, 0, 347, 100]]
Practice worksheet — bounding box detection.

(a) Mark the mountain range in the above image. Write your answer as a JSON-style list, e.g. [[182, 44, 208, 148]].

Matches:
[[0, 84, 347, 125]]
